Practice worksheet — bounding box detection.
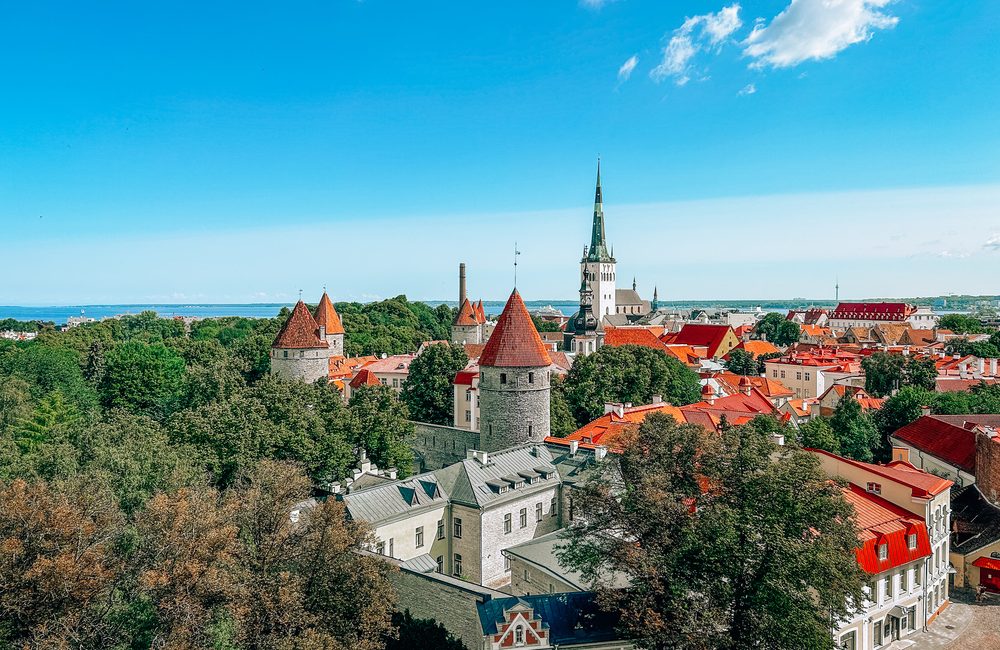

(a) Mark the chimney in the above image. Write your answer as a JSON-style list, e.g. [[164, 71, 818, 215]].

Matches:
[[569, 440, 579, 456], [604, 402, 625, 418], [991, 358, 998, 376], [459, 262, 467, 306], [920, 405, 931, 416], [467, 449, 489, 465], [651, 394, 663, 404], [975, 428, 1000, 506], [892, 446, 910, 463], [594, 445, 608, 461], [701, 384, 715, 405]]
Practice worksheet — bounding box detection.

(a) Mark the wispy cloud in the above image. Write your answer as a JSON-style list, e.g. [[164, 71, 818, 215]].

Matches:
[[743, 0, 898, 68], [617, 55, 639, 82], [985, 234, 1000, 251], [738, 83, 756, 95], [651, 4, 742, 85], [580, 0, 615, 9]]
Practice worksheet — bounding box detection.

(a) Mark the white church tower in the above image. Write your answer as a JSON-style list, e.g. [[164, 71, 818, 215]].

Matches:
[[580, 159, 616, 319]]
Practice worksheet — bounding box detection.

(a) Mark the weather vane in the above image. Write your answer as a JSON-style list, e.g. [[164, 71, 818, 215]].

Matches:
[[514, 242, 521, 287]]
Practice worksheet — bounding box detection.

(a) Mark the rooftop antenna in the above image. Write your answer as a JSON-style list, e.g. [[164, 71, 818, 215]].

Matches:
[[835, 278, 840, 303], [513, 242, 521, 288]]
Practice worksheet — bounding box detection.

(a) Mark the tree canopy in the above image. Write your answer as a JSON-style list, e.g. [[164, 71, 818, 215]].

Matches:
[[937, 313, 987, 334], [723, 348, 758, 376], [559, 414, 865, 650], [402, 343, 469, 425], [860, 352, 937, 398], [752, 313, 800, 347]]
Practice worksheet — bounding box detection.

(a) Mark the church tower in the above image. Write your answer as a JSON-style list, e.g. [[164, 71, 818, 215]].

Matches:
[[580, 159, 616, 319], [478, 289, 552, 452], [314, 291, 345, 357], [571, 276, 601, 356]]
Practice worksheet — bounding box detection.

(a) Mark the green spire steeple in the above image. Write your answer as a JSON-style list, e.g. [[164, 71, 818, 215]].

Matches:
[[586, 158, 614, 263]]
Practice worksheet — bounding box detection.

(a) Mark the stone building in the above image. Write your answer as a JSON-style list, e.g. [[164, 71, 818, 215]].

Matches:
[[479, 289, 553, 452], [314, 291, 345, 357], [270, 300, 331, 383], [451, 262, 488, 345]]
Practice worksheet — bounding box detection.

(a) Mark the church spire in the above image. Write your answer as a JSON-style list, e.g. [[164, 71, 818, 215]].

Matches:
[[586, 157, 613, 263]]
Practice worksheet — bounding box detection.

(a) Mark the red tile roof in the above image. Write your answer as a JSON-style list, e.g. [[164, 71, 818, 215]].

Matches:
[[314, 292, 345, 335], [733, 340, 780, 359], [475, 300, 487, 324], [808, 448, 953, 498], [349, 368, 381, 389], [842, 484, 931, 574], [454, 299, 480, 327], [273, 300, 328, 349], [604, 327, 670, 351], [329, 355, 377, 379], [972, 556, 1000, 571], [670, 324, 736, 358], [713, 372, 793, 399], [892, 415, 1000, 474], [831, 302, 914, 321], [547, 402, 686, 452], [479, 290, 552, 368]]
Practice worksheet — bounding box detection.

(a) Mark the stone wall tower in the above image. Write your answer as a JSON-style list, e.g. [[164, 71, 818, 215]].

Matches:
[[452, 262, 486, 345], [580, 159, 616, 319], [478, 289, 552, 452], [314, 291, 345, 357], [270, 300, 331, 383]]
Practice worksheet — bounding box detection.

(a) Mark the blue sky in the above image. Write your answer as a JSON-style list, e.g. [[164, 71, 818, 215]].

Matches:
[[2, 0, 998, 305]]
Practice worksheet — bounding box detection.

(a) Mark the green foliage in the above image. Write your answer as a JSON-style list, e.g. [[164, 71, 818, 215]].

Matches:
[[564, 344, 702, 425], [14, 390, 81, 452], [402, 343, 469, 425], [549, 375, 577, 438], [861, 352, 938, 398], [753, 312, 800, 347], [830, 396, 881, 462], [724, 348, 758, 376], [338, 295, 454, 356], [938, 313, 986, 334], [386, 610, 468, 650], [531, 315, 562, 332], [348, 384, 415, 476], [0, 343, 98, 413], [560, 414, 865, 650], [798, 417, 840, 454], [756, 351, 783, 374], [946, 332, 1000, 359], [100, 341, 186, 418], [875, 383, 1000, 440], [0, 318, 50, 332]]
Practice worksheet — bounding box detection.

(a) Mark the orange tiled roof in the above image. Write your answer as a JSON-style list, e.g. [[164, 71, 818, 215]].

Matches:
[[808, 448, 953, 498], [454, 299, 479, 326], [714, 372, 793, 398], [463, 343, 486, 361], [329, 355, 377, 379], [662, 344, 704, 366], [547, 402, 686, 452], [273, 301, 328, 349], [314, 292, 345, 335], [671, 324, 736, 358], [734, 340, 780, 358], [479, 289, 552, 368], [349, 368, 381, 389], [604, 327, 670, 351], [475, 300, 486, 324]]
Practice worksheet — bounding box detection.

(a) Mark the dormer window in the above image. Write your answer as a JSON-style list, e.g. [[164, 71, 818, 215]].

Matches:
[[866, 482, 881, 495], [514, 626, 525, 645], [907, 533, 917, 549], [878, 544, 888, 561]]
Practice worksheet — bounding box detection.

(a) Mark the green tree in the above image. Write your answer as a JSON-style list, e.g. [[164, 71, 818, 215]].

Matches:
[[559, 414, 865, 650], [902, 356, 938, 392], [724, 348, 758, 376], [798, 417, 840, 454], [100, 342, 186, 418], [348, 384, 415, 476], [549, 375, 578, 437], [830, 397, 881, 462], [13, 390, 81, 452], [0, 377, 32, 436], [531, 315, 562, 333], [386, 610, 468, 650], [861, 352, 906, 397], [564, 345, 702, 425], [753, 313, 800, 347], [756, 351, 783, 375], [938, 313, 986, 334], [401, 343, 469, 425]]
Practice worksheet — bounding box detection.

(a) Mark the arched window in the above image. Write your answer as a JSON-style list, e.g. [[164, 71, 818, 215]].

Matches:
[[514, 626, 525, 645]]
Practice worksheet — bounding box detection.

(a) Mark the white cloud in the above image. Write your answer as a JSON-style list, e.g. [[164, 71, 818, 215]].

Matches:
[[580, 0, 614, 8], [651, 4, 742, 84], [617, 55, 639, 82], [985, 234, 1000, 251], [743, 0, 898, 68], [738, 83, 757, 95]]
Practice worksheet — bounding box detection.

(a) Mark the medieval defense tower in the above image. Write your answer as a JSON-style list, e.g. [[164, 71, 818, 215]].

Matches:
[[478, 289, 552, 452], [270, 291, 346, 383]]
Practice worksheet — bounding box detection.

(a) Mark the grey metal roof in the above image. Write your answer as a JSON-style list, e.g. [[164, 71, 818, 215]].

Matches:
[[435, 445, 559, 508], [951, 484, 1000, 555], [477, 592, 623, 645], [400, 553, 439, 574], [503, 528, 631, 591], [341, 472, 449, 523]]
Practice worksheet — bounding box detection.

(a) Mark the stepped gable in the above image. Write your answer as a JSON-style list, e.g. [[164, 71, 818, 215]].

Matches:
[[479, 289, 551, 368], [454, 298, 479, 326], [273, 300, 328, 349], [314, 292, 345, 335]]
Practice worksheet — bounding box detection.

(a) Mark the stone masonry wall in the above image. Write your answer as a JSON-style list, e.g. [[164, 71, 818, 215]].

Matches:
[[479, 365, 550, 452], [976, 430, 1000, 505], [412, 422, 482, 471], [269, 348, 330, 383], [325, 333, 344, 357], [451, 324, 482, 345], [389, 568, 489, 650]]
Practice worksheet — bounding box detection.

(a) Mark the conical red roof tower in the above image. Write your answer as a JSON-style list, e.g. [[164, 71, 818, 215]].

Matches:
[[479, 289, 551, 367], [314, 292, 345, 335], [273, 300, 327, 349]]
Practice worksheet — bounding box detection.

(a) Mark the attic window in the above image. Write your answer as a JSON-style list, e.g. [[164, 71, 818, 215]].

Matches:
[[878, 544, 888, 561], [907, 533, 917, 550], [866, 482, 881, 495]]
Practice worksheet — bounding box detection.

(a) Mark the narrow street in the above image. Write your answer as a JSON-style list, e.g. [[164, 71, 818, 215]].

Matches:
[[906, 589, 1000, 649]]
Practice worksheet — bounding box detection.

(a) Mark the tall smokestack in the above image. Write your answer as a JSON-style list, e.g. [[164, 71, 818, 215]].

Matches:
[[459, 263, 467, 306]]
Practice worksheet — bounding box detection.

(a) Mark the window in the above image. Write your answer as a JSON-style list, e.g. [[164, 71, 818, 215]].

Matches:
[[376, 541, 385, 555], [796, 372, 802, 380], [772, 370, 778, 378], [465, 410, 471, 422], [283, 350, 288, 358], [500, 373, 507, 385], [520, 508, 527, 528], [841, 631, 857, 650], [873, 621, 883, 647], [914, 565, 921, 587], [504, 555, 511, 571], [392, 378, 399, 388], [415, 526, 424, 548], [523, 568, 530, 581], [466, 390, 471, 402], [536, 502, 543, 522], [504, 513, 512, 534], [907, 607, 916, 630], [453, 553, 463, 576], [528, 372, 534, 384], [867, 482, 882, 495], [388, 538, 393, 558], [804, 372, 811, 381], [780, 370, 786, 379], [453, 517, 462, 539], [901, 568, 908, 592], [437, 519, 445, 540], [907, 533, 917, 549], [551, 497, 558, 517], [868, 580, 877, 603], [884, 574, 892, 598], [528, 423, 533, 436], [436, 555, 444, 573], [514, 626, 524, 645], [878, 543, 888, 561]]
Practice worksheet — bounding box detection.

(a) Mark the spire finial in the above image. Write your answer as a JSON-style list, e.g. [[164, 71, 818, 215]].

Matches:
[[298, 289, 303, 301], [633, 277, 637, 292], [513, 242, 521, 288]]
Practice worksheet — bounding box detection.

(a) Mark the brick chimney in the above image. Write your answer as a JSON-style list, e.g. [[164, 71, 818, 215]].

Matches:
[[975, 427, 1000, 506], [459, 262, 467, 306]]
